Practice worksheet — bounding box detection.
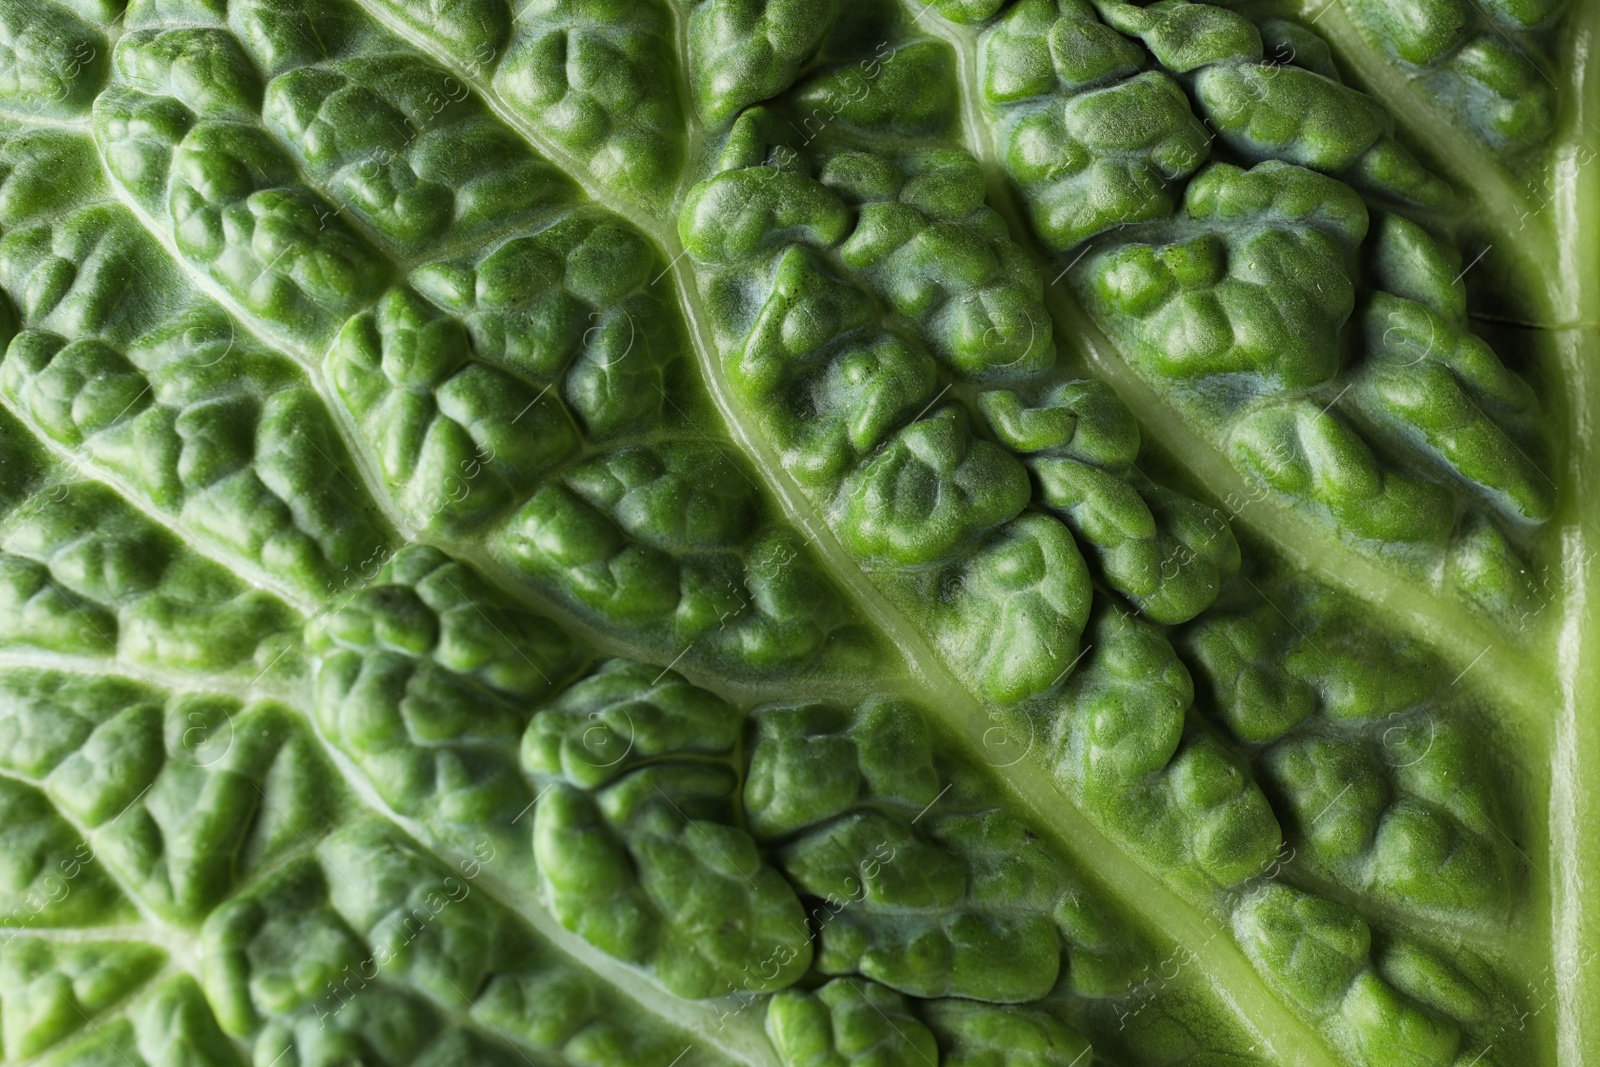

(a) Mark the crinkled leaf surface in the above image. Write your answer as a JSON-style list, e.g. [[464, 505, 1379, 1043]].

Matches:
[[0, 0, 1591, 1064]]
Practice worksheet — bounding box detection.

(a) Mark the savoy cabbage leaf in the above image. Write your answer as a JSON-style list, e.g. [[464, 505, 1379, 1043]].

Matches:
[[0, 0, 1588, 1064]]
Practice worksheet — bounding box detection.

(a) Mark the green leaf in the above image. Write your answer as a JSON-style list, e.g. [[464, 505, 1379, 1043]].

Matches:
[[0, 0, 1591, 1064]]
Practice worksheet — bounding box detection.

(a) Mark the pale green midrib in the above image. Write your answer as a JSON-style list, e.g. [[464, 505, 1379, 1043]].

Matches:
[[1468, 313, 1600, 329], [661, 298, 1305, 1067], [662, 31, 1371, 1067], [1284, 0, 1560, 321], [666, 0, 714, 218], [0, 923, 167, 944], [295, 708, 779, 1067], [0, 108, 87, 131], [1545, 321, 1596, 1067], [1549, 4, 1600, 1064], [336, 4, 1352, 1064], [348, 0, 1446, 1056], [0, 650, 306, 706]]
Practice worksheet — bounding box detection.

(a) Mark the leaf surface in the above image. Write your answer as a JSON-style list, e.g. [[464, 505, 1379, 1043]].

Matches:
[[0, 0, 1591, 1064]]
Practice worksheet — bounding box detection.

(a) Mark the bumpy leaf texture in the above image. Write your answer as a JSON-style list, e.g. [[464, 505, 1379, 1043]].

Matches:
[[0, 0, 1588, 1064]]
